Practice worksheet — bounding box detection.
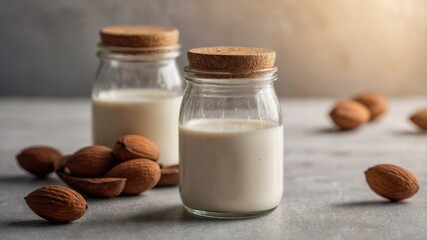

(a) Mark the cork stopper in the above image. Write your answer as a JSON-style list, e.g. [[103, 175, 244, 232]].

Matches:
[[188, 47, 276, 73], [100, 25, 179, 48]]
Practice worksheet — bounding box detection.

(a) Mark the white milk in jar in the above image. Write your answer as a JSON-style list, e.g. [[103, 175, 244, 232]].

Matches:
[[92, 25, 183, 166], [179, 47, 283, 219]]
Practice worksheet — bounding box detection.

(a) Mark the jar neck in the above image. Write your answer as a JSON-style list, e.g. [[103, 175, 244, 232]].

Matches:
[[183, 66, 278, 86], [97, 44, 181, 62]]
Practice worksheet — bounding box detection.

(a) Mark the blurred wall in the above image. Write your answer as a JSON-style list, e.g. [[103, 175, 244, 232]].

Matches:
[[1, 0, 427, 97]]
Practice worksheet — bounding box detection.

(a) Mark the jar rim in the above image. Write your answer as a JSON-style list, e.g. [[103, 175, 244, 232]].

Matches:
[[97, 43, 181, 62], [184, 66, 278, 84]]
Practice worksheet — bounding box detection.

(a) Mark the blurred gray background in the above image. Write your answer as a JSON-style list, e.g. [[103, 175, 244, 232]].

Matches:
[[1, 0, 427, 97]]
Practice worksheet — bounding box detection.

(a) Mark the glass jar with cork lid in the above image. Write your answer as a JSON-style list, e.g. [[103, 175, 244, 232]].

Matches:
[[179, 47, 283, 219], [92, 25, 183, 167]]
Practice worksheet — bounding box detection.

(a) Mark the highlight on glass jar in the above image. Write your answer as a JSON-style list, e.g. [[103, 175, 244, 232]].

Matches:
[[179, 47, 284, 219], [92, 25, 183, 167]]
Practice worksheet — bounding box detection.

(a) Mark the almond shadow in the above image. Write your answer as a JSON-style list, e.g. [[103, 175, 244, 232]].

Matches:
[[8, 219, 71, 228], [332, 200, 409, 208]]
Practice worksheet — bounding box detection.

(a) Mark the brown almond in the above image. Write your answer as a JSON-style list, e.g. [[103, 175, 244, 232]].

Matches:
[[57, 170, 126, 198], [66, 146, 115, 177], [365, 164, 419, 201], [330, 100, 370, 130], [113, 135, 160, 162], [25, 185, 87, 222], [354, 92, 388, 120], [156, 164, 179, 187], [58, 155, 71, 170], [16, 146, 62, 178], [409, 108, 427, 130], [105, 159, 161, 195]]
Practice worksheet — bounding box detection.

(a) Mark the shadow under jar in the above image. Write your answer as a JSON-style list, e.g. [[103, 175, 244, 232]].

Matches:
[[179, 47, 284, 219], [92, 25, 183, 167]]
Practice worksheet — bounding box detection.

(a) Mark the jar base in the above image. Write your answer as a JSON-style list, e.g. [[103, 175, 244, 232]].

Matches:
[[184, 206, 277, 219]]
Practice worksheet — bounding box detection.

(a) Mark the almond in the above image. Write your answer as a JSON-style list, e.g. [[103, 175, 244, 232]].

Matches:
[[156, 164, 179, 187], [16, 146, 62, 178], [330, 100, 370, 130], [105, 158, 161, 195], [365, 164, 419, 201], [354, 92, 387, 120], [66, 145, 115, 177], [58, 155, 71, 170], [25, 185, 87, 222], [409, 108, 427, 130], [113, 135, 160, 162], [57, 170, 126, 198]]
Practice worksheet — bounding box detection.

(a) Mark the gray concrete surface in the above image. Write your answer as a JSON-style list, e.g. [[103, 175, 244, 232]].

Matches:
[[0, 98, 427, 239]]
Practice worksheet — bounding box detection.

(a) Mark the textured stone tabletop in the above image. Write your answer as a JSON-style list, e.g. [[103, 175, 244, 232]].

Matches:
[[1, 98, 427, 240]]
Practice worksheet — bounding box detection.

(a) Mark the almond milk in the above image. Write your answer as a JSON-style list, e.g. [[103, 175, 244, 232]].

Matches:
[[92, 89, 182, 166], [179, 119, 283, 213]]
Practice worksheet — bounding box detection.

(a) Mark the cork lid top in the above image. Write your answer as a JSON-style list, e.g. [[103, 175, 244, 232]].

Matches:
[[100, 25, 179, 48], [187, 47, 276, 72]]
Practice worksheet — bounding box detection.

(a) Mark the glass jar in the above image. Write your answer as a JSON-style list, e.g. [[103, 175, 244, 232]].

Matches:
[[179, 47, 283, 219], [92, 26, 183, 166]]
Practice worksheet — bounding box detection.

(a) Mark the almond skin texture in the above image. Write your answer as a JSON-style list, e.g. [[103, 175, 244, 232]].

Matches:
[[354, 92, 388, 120], [113, 135, 160, 162], [16, 146, 62, 178], [409, 108, 427, 130], [105, 158, 161, 195], [25, 185, 87, 222], [365, 164, 419, 201], [57, 170, 126, 198], [156, 164, 179, 187], [330, 100, 370, 130], [66, 146, 115, 178]]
